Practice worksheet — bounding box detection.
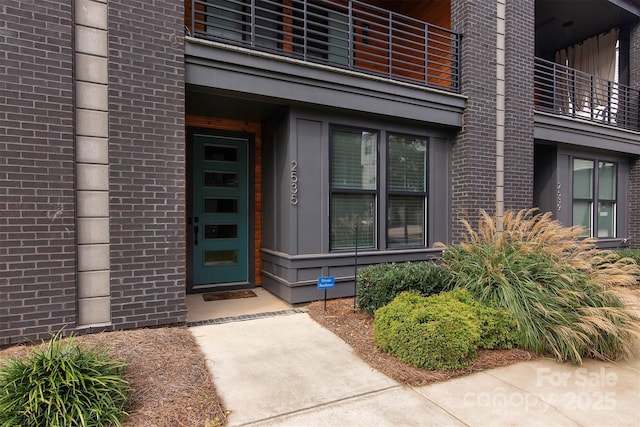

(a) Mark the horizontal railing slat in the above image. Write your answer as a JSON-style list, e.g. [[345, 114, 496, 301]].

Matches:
[[534, 57, 639, 131], [191, 0, 460, 92]]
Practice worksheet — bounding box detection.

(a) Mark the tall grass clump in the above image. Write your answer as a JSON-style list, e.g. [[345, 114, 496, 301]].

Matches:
[[442, 209, 640, 364], [0, 331, 130, 427]]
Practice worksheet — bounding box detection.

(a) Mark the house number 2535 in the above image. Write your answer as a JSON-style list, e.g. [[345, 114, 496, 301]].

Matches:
[[290, 161, 298, 205]]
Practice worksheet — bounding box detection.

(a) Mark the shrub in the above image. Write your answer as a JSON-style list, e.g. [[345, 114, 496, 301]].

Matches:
[[0, 331, 130, 427], [447, 288, 518, 350], [442, 209, 640, 364], [615, 248, 640, 272], [357, 261, 453, 315], [374, 291, 480, 370]]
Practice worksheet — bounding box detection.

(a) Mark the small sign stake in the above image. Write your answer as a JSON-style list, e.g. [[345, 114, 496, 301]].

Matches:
[[318, 276, 335, 311]]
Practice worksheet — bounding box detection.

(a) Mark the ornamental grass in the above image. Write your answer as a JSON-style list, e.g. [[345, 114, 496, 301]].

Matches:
[[441, 208, 640, 364]]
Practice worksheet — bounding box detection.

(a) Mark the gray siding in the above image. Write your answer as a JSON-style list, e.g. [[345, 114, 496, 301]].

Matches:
[[261, 107, 452, 302], [296, 119, 325, 254]]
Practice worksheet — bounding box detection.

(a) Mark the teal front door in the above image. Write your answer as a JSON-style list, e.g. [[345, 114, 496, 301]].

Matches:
[[192, 134, 249, 286]]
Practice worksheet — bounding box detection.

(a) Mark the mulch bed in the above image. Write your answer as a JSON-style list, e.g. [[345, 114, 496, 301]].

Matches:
[[0, 328, 227, 427], [305, 297, 536, 386]]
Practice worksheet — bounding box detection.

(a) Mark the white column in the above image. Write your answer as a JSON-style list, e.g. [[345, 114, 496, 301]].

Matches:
[[495, 0, 506, 232], [75, 0, 111, 327]]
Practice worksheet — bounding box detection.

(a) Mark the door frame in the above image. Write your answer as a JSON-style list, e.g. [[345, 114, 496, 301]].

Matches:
[[186, 126, 256, 293]]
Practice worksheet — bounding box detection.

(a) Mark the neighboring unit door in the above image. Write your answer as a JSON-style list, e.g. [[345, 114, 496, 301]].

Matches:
[[192, 134, 249, 285]]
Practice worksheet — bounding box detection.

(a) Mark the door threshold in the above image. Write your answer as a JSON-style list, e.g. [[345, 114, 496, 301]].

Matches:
[[188, 282, 253, 293]]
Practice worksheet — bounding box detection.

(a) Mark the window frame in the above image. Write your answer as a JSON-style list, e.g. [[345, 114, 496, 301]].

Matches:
[[386, 133, 429, 249], [329, 125, 380, 251], [571, 156, 618, 239]]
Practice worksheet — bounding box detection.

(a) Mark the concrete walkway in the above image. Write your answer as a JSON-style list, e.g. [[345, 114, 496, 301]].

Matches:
[[188, 292, 640, 426]]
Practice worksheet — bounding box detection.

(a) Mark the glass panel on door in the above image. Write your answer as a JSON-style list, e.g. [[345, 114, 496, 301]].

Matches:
[[192, 135, 249, 285]]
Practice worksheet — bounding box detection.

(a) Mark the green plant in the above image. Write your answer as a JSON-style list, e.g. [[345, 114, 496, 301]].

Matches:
[[442, 209, 640, 364], [374, 291, 480, 370], [447, 288, 518, 349], [0, 331, 130, 427], [615, 248, 640, 273], [357, 261, 453, 315]]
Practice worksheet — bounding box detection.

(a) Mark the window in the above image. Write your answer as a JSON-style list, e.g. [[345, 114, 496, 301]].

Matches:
[[330, 128, 377, 250], [387, 134, 428, 247], [206, 0, 244, 42], [205, 0, 279, 49], [572, 158, 617, 238], [294, 4, 350, 66]]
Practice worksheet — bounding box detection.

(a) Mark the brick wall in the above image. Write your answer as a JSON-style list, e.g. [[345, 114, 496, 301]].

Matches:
[[628, 22, 640, 248], [504, 0, 534, 211], [0, 1, 76, 345], [450, 0, 497, 241], [108, 1, 187, 329]]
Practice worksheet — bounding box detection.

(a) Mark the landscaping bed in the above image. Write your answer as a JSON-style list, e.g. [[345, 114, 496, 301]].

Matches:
[[305, 297, 535, 386], [0, 328, 227, 427]]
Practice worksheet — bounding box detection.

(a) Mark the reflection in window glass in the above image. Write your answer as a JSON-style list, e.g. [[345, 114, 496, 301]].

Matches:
[[572, 158, 617, 238], [572, 200, 592, 237], [204, 224, 238, 239], [598, 202, 615, 238], [204, 145, 238, 162], [572, 159, 593, 199], [330, 128, 377, 250], [388, 136, 427, 192], [387, 134, 427, 248], [204, 198, 238, 213], [598, 162, 616, 200], [331, 194, 375, 250], [331, 129, 377, 190], [388, 196, 424, 247], [204, 172, 238, 188], [204, 250, 238, 266]]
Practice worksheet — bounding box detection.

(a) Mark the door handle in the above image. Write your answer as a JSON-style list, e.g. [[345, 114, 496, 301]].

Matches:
[[194, 226, 199, 246]]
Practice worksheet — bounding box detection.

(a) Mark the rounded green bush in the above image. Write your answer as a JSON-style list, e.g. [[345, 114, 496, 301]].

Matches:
[[448, 288, 518, 350], [0, 332, 130, 427], [357, 261, 453, 315], [374, 291, 480, 370]]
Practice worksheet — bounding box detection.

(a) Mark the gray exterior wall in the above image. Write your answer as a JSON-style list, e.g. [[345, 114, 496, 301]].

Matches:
[[0, 1, 77, 346], [450, 0, 498, 241], [108, 1, 187, 329], [261, 108, 452, 303]]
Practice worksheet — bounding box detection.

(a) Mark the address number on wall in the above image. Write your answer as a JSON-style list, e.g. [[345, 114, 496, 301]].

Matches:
[[291, 161, 298, 205]]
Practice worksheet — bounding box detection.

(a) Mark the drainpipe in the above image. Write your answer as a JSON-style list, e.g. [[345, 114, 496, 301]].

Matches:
[[495, 0, 506, 232]]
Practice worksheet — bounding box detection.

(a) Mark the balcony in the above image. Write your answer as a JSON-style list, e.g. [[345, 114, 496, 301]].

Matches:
[[187, 0, 460, 93], [535, 57, 640, 132]]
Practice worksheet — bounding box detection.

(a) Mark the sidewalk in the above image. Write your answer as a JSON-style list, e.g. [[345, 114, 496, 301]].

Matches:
[[188, 293, 640, 426]]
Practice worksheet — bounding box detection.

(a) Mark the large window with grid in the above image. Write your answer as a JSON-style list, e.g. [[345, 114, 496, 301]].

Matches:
[[387, 134, 427, 247], [572, 158, 617, 238], [330, 128, 377, 250]]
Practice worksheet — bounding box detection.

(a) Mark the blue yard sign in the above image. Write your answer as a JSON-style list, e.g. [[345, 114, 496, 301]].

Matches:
[[317, 276, 335, 289]]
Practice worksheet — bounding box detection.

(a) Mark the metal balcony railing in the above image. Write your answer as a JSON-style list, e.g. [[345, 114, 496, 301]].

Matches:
[[535, 57, 640, 132], [189, 0, 460, 93]]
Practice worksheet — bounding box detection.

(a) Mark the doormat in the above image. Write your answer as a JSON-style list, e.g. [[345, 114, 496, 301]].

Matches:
[[202, 289, 257, 302]]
